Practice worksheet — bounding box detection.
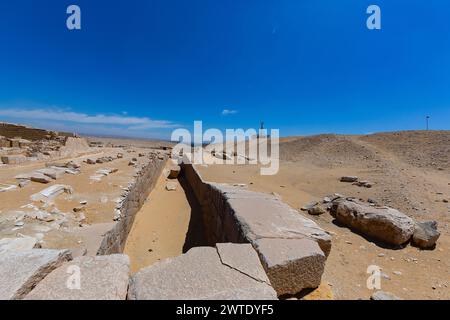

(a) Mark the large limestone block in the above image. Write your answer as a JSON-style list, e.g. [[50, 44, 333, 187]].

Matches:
[[128, 245, 277, 300], [0, 237, 38, 253], [26, 254, 130, 300], [332, 200, 415, 245], [0, 249, 72, 300], [254, 238, 326, 296], [215, 243, 271, 284], [219, 186, 332, 256]]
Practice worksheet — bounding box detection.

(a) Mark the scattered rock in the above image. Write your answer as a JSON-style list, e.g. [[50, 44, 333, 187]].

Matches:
[[73, 206, 84, 213], [30, 173, 52, 184], [300, 201, 319, 211], [165, 182, 177, 191], [330, 200, 415, 245], [370, 291, 401, 300], [353, 181, 373, 188], [307, 204, 327, 216], [30, 184, 74, 202], [340, 176, 358, 183], [18, 180, 30, 188], [412, 221, 440, 249]]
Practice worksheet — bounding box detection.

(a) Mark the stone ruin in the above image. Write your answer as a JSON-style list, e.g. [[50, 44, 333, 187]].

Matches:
[[0, 123, 89, 165], [0, 149, 332, 300]]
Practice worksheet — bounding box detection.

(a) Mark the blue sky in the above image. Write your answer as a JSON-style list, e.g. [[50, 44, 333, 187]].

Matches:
[[0, 0, 449, 139]]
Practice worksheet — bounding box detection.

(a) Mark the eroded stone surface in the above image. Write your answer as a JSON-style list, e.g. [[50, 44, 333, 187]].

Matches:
[[331, 200, 415, 245], [412, 221, 440, 249], [218, 185, 332, 256], [25, 254, 130, 300], [0, 249, 72, 300], [128, 245, 277, 300], [216, 243, 270, 284], [254, 238, 326, 296]]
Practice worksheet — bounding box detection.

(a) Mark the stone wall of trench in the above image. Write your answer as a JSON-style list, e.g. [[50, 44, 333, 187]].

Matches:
[[180, 162, 332, 296], [97, 155, 167, 255]]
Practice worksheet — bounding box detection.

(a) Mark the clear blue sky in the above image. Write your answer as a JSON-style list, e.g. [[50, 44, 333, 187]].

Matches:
[[0, 0, 449, 139]]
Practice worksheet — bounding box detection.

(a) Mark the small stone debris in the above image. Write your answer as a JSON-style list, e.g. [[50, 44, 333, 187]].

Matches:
[[30, 184, 74, 203], [412, 221, 440, 249], [300, 201, 319, 211], [73, 206, 84, 213], [165, 182, 177, 191], [30, 173, 52, 184], [371, 291, 401, 300], [352, 181, 373, 188], [308, 204, 327, 216], [86, 158, 96, 165], [0, 183, 18, 192], [340, 176, 358, 183]]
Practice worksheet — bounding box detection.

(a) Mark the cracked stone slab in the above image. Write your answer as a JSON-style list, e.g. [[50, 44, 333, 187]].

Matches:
[[254, 238, 326, 296], [128, 245, 277, 300], [216, 243, 271, 285], [25, 254, 130, 300], [0, 249, 72, 300], [215, 184, 332, 256]]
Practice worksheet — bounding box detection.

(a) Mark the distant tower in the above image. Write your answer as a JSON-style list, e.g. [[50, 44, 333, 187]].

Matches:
[[258, 121, 266, 138], [426, 116, 430, 130]]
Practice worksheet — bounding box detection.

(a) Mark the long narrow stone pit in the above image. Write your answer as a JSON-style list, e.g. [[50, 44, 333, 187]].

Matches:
[[5, 153, 331, 299], [179, 163, 332, 296]]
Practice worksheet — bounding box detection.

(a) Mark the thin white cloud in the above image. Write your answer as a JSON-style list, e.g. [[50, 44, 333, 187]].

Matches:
[[0, 108, 177, 129], [221, 109, 238, 116]]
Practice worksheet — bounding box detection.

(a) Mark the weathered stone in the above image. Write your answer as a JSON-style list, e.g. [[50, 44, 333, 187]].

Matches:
[[26, 254, 130, 300], [254, 238, 326, 296], [371, 291, 401, 300], [167, 165, 181, 179], [128, 245, 277, 300], [1, 155, 27, 165], [0, 237, 38, 253], [308, 204, 327, 215], [301, 201, 319, 211], [331, 200, 415, 245], [30, 173, 52, 184], [0, 249, 72, 300], [340, 176, 358, 183], [36, 168, 65, 180], [86, 158, 96, 164], [222, 188, 332, 256], [216, 243, 271, 284], [412, 221, 440, 249], [30, 184, 74, 202], [165, 181, 177, 191]]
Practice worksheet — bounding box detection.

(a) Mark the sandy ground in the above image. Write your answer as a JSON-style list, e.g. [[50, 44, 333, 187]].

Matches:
[[124, 164, 195, 273], [197, 131, 450, 300]]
